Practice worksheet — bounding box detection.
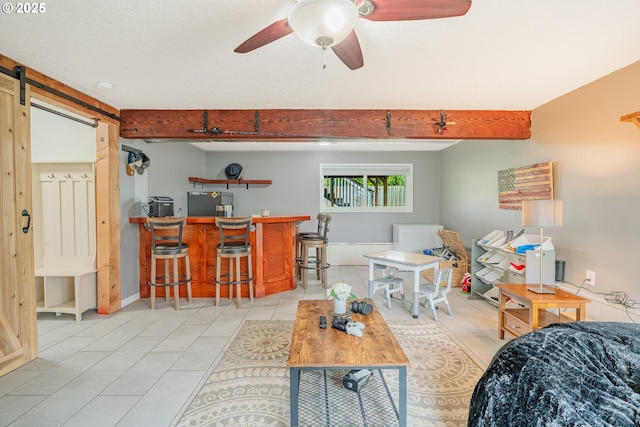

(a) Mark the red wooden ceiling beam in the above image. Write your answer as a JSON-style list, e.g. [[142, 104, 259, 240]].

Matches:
[[119, 109, 531, 140]]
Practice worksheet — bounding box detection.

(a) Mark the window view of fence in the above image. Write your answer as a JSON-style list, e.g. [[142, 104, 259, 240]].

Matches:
[[320, 163, 413, 212], [323, 176, 407, 207]]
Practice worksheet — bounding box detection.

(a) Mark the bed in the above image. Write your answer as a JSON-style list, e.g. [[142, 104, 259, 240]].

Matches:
[[468, 321, 640, 426]]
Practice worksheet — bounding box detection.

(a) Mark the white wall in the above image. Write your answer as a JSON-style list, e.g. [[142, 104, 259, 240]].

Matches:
[[118, 139, 206, 300], [31, 102, 96, 163], [117, 145, 441, 298], [439, 61, 640, 322], [202, 151, 442, 243]]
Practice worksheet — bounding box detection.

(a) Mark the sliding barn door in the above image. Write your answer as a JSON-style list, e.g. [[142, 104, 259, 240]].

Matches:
[[0, 73, 38, 375]]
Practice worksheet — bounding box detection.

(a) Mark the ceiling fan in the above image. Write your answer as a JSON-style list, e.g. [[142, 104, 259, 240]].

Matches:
[[234, 0, 472, 70]]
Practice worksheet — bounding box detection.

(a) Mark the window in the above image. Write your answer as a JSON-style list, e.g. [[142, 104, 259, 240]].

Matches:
[[320, 163, 413, 212]]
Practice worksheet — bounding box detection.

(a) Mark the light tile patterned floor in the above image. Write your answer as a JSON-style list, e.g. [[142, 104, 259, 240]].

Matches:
[[0, 266, 508, 427]]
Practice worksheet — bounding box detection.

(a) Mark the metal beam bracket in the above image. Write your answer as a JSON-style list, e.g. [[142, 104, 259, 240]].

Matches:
[[386, 111, 392, 135], [14, 66, 26, 106]]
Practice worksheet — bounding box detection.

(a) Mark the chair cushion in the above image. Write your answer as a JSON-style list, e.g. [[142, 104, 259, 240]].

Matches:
[[217, 242, 251, 254], [152, 243, 189, 255]]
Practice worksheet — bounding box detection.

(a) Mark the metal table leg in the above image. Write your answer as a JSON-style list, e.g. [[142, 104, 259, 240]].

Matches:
[[368, 261, 376, 298], [411, 270, 420, 318], [290, 367, 300, 427], [399, 366, 407, 426]]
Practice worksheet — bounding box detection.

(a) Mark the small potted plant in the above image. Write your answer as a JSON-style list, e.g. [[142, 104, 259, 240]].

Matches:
[[327, 282, 357, 314]]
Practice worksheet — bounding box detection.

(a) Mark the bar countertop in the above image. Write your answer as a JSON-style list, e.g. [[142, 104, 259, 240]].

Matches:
[[129, 214, 310, 224], [129, 214, 311, 300]]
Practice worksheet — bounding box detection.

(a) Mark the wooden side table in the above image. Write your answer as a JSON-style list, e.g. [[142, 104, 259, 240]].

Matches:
[[496, 283, 590, 339]]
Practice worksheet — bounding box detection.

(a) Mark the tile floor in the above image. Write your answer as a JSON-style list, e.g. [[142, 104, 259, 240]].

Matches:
[[0, 266, 509, 427]]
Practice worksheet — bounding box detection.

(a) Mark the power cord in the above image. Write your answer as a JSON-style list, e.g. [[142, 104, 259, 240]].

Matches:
[[560, 279, 640, 323]]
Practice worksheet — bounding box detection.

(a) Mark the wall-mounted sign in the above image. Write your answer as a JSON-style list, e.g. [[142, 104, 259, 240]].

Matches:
[[498, 161, 553, 210]]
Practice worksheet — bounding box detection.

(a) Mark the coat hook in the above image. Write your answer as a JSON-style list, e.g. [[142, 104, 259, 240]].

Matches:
[[65, 174, 72, 179], [48, 174, 56, 179]]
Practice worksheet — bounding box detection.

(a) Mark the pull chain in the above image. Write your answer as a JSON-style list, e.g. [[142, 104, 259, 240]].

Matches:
[[322, 47, 327, 69]]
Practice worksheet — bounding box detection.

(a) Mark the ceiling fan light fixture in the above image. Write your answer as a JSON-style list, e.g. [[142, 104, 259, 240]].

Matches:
[[288, 0, 359, 49]]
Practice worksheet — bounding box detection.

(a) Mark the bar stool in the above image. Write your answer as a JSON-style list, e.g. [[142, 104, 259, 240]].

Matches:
[[146, 217, 192, 310], [215, 217, 254, 308], [372, 265, 405, 308], [295, 213, 324, 280], [298, 214, 331, 289]]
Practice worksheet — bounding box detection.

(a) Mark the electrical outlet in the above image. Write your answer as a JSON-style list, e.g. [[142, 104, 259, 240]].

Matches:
[[585, 270, 596, 287]]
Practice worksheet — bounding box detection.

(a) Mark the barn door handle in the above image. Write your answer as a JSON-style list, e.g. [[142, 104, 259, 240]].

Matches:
[[21, 209, 31, 233]]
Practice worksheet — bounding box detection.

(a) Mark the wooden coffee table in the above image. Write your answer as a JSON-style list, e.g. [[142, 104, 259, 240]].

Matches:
[[288, 300, 410, 426]]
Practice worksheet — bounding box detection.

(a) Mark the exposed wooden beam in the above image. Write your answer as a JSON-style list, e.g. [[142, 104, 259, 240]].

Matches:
[[621, 111, 640, 130], [96, 122, 121, 315], [120, 109, 531, 140]]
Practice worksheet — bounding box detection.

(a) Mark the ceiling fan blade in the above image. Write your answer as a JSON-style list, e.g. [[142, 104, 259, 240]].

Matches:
[[364, 0, 471, 21], [234, 18, 293, 53], [331, 31, 364, 70]]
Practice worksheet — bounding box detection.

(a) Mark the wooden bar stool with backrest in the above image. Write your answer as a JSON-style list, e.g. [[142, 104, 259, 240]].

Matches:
[[215, 217, 254, 308], [299, 214, 331, 289], [146, 217, 192, 310], [296, 213, 324, 280]]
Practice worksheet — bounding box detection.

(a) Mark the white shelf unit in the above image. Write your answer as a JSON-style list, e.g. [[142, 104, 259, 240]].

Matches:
[[471, 230, 555, 304], [35, 266, 96, 321], [32, 163, 97, 321]]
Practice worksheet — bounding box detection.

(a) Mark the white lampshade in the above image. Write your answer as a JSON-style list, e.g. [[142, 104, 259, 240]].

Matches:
[[288, 0, 359, 48], [522, 200, 563, 228]]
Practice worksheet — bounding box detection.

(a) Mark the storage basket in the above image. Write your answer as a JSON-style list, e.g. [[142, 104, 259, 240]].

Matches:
[[421, 230, 469, 287]]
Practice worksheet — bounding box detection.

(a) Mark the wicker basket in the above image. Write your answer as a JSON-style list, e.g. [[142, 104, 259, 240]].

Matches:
[[421, 230, 469, 287]]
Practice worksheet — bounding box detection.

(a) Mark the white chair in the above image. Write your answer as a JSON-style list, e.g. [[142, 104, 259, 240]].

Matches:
[[372, 265, 405, 308], [418, 267, 453, 320]]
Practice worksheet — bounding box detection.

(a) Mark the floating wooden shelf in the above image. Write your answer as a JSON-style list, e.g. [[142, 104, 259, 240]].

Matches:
[[189, 177, 272, 189], [621, 111, 640, 130]]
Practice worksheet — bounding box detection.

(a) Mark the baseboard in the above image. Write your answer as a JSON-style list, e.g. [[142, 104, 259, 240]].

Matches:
[[327, 243, 393, 266], [121, 292, 140, 308]]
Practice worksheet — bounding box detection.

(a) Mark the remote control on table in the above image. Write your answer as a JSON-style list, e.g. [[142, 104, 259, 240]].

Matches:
[[319, 315, 327, 329]]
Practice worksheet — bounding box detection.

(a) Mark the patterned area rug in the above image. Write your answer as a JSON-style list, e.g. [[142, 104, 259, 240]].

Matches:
[[177, 319, 484, 427]]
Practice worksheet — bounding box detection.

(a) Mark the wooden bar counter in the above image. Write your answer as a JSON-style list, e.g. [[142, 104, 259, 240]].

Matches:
[[129, 215, 310, 299]]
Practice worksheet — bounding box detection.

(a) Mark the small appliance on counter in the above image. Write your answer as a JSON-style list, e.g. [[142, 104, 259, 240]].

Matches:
[[216, 204, 233, 217], [188, 191, 233, 217], [147, 196, 174, 217]]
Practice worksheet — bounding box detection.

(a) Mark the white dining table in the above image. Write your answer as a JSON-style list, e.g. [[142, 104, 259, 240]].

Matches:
[[364, 250, 443, 318]]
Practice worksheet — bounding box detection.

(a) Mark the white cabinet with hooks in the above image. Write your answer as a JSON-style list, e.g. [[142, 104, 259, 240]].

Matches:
[[32, 164, 97, 321]]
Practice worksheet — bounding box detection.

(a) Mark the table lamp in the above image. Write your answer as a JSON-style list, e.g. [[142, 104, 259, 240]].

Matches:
[[521, 199, 562, 294]]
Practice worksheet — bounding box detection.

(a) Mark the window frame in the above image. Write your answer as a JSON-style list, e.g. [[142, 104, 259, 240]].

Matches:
[[319, 163, 414, 213]]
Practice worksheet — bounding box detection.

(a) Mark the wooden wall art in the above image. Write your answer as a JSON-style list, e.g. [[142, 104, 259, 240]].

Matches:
[[498, 161, 553, 210]]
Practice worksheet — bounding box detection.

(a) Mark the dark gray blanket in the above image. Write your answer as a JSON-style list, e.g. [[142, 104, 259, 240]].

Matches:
[[468, 322, 640, 426]]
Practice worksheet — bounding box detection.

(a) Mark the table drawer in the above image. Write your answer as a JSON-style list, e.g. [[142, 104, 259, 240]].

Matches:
[[504, 311, 531, 336]]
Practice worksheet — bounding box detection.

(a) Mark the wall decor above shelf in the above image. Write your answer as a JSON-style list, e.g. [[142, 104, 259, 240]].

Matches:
[[189, 177, 272, 189]]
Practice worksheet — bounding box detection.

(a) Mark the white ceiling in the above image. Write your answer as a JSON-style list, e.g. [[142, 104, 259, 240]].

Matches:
[[1, 0, 639, 151]]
